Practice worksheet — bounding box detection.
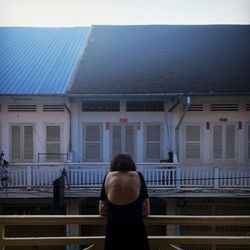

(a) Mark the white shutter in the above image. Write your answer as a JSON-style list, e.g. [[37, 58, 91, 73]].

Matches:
[[24, 126, 33, 161], [248, 124, 250, 160], [46, 126, 61, 161], [11, 126, 21, 161], [226, 125, 235, 159], [185, 125, 200, 159], [213, 123, 236, 161], [111, 125, 122, 159], [110, 124, 136, 160], [84, 124, 102, 161], [125, 125, 135, 159], [213, 125, 223, 160], [11, 124, 34, 162], [145, 124, 161, 161]]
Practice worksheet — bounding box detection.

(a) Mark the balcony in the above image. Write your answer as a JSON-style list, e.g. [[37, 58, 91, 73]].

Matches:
[[1, 163, 249, 198], [0, 215, 250, 249]]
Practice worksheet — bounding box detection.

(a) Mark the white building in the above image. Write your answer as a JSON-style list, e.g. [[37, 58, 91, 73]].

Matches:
[[0, 25, 250, 250]]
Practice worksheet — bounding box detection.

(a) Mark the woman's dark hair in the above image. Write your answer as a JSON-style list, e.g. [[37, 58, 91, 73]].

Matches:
[[110, 154, 136, 172]]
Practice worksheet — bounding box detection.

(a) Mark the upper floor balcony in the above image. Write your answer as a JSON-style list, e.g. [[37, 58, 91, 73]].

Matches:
[[1, 163, 250, 198]]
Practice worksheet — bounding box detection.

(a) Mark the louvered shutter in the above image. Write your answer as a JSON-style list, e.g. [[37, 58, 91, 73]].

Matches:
[[226, 125, 235, 159], [185, 125, 200, 159], [111, 125, 122, 159], [84, 124, 101, 161], [248, 125, 250, 159], [145, 124, 161, 161], [213, 125, 223, 160], [46, 126, 61, 161], [125, 125, 135, 159], [24, 126, 33, 161], [11, 126, 21, 161]]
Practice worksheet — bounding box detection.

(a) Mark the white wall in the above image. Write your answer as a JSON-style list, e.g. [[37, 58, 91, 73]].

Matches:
[[0, 97, 70, 163], [71, 96, 250, 167], [71, 99, 169, 163]]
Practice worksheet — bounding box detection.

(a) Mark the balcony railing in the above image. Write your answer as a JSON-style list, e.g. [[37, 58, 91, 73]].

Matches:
[[2, 163, 250, 189], [0, 215, 250, 250]]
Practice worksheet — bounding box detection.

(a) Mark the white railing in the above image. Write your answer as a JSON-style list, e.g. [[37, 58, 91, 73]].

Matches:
[[2, 163, 250, 189]]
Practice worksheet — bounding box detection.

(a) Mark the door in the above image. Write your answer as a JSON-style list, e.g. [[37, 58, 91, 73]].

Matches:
[[10, 124, 34, 162], [212, 123, 236, 161], [110, 124, 136, 160]]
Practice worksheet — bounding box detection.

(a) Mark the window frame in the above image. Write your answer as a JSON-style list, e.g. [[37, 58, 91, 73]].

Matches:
[[83, 123, 103, 162], [182, 123, 202, 162], [44, 124, 63, 162], [143, 123, 163, 162], [9, 123, 35, 163], [211, 122, 237, 162], [246, 123, 250, 161], [109, 123, 137, 160]]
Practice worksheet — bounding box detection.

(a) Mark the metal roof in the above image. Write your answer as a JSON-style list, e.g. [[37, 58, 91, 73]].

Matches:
[[0, 27, 89, 95], [68, 25, 250, 96]]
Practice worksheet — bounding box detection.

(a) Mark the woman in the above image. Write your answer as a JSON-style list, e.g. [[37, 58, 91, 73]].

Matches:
[[99, 154, 150, 250]]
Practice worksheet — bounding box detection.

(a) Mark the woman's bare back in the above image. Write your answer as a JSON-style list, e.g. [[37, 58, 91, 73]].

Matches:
[[105, 171, 141, 205]]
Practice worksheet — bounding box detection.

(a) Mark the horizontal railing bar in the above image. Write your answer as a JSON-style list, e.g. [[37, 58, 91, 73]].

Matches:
[[1, 236, 249, 246], [1, 215, 250, 226]]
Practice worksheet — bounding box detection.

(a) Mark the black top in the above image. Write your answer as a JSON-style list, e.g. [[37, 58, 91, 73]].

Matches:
[[100, 171, 150, 250], [100, 171, 148, 223]]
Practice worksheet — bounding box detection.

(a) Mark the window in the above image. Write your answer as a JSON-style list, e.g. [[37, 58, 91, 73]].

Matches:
[[83, 124, 102, 161], [126, 101, 164, 112], [82, 101, 120, 112], [247, 124, 250, 160], [212, 124, 236, 160], [144, 124, 162, 161], [46, 125, 61, 161], [184, 124, 201, 160], [10, 124, 34, 162], [110, 124, 136, 160], [0, 123, 1, 151]]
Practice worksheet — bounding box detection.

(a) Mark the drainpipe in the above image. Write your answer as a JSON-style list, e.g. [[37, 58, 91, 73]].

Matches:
[[165, 97, 180, 154], [175, 96, 191, 161], [64, 104, 72, 161]]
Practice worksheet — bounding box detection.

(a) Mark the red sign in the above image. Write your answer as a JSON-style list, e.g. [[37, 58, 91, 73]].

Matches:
[[105, 122, 110, 130], [136, 122, 141, 130], [206, 121, 210, 130], [238, 121, 242, 129], [219, 118, 228, 122], [119, 118, 128, 123]]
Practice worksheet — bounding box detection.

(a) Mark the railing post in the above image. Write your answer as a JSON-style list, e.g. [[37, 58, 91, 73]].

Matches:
[[66, 201, 80, 250], [0, 224, 5, 250], [214, 167, 219, 189], [27, 166, 32, 190], [176, 166, 181, 189]]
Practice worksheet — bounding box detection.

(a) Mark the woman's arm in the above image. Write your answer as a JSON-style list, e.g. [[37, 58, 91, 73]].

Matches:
[[99, 200, 107, 216], [142, 198, 150, 216]]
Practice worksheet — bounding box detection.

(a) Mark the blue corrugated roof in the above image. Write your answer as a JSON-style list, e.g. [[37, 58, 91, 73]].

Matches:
[[0, 27, 89, 95]]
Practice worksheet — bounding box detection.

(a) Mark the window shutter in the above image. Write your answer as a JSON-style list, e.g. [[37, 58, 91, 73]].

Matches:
[[24, 126, 33, 160], [248, 125, 250, 160], [125, 125, 135, 159], [84, 124, 101, 161], [145, 124, 161, 161], [185, 125, 200, 159], [111, 125, 122, 159], [11, 126, 21, 161], [46, 126, 61, 161], [226, 125, 235, 159], [213, 125, 223, 160]]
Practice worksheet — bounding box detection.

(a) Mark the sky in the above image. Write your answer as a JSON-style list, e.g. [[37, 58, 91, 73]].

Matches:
[[0, 0, 250, 27]]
